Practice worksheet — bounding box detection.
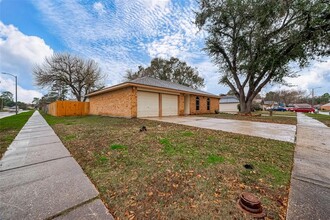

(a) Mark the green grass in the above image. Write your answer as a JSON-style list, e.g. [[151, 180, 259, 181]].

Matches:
[[259, 111, 296, 116], [110, 144, 126, 150], [0, 111, 34, 158], [42, 113, 294, 219], [206, 154, 225, 164], [182, 131, 194, 137], [306, 113, 330, 127], [64, 134, 76, 141]]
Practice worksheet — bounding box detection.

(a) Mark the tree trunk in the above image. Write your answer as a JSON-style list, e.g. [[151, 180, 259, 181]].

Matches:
[[239, 95, 253, 115]]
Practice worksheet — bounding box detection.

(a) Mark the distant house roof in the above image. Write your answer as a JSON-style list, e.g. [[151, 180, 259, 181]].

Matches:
[[263, 101, 278, 105], [295, 103, 312, 108], [219, 95, 239, 104], [321, 103, 330, 107], [87, 76, 219, 98]]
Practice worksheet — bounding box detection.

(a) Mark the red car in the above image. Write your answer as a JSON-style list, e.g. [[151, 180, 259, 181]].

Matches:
[[288, 104, 315, 113]]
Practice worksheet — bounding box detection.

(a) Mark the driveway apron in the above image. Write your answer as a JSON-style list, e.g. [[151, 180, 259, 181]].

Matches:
[[146, 116, 296, 142], [286, 113, 330, 219], [0, 111, 113, 220]]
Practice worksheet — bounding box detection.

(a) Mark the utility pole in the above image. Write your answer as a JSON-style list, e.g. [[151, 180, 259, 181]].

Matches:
[[311, 87, 321, 107]]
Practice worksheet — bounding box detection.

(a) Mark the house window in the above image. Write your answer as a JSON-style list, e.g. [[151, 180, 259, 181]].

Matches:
[[196, 96, 200, 110], [207, 98, 210, 110]]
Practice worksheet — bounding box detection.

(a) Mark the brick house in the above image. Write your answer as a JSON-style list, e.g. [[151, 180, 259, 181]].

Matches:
[[87, 77, 220, 118]]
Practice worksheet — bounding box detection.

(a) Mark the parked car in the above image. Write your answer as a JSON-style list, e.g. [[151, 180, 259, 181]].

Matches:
[[8, 107, 17, 112], [269, 106, 287, 111], [294, 107, 315, 113], [288, 104, 315, 113]]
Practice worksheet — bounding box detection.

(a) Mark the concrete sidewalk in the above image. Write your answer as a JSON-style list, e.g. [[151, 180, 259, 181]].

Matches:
[[287, 113, 330, 219], [0, 111, 113, 219], [146, 116, 296, 142]]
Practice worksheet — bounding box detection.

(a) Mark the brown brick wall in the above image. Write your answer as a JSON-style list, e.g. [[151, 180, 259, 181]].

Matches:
[[210, 97, 219, 113], [89, 87, 134, 117], [89, 85, 219, 117], [178, 94, 185, 116], [131, 87, 137, 118], [190, 95, 219, 115]]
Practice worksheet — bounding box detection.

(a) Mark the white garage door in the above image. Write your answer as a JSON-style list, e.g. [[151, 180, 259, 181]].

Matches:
[[220, 103, 238, 112], [162, 94, 178, 116], [137, 91, 159, 117]]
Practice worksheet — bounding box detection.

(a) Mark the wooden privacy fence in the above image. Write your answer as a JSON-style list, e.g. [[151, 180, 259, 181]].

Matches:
[[48, 101, 90, 116]]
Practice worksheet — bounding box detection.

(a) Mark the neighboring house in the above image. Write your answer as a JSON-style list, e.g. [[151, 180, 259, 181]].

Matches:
[[261, 100, 278, 110], [87, 77, 220, 118], [253, 94, 263, 104], [219, 96, 239, 113], [295, 103, 312, 108], [321, 103, 330, 111]]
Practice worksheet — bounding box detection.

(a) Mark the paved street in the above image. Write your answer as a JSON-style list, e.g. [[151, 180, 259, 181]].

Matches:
[[287, 113, 330, 219], [0, 111, 16, 119], [0, 111, 113, 220], [146, 116, 296, 142]]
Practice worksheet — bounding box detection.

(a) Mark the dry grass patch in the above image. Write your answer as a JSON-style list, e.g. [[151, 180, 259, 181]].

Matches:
[[43, 114, 294, 219]]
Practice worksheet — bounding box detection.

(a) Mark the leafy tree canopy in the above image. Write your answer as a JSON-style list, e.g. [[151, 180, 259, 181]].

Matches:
[[0, 91, 14, 107], [125, 57, 205, 89], [195, 0, 330, 113]]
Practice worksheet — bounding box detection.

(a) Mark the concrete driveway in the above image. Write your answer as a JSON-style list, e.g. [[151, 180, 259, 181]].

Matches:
[[146, 116, 296, 143]]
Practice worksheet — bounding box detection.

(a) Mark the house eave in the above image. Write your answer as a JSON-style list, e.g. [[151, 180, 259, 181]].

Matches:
[[87, 82, 220, 99]]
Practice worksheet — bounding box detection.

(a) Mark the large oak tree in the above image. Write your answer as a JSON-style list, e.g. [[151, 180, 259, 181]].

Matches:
[[125, 57, 205, 89], [34, 53, 104, 102], [195, 0, 330, 113]]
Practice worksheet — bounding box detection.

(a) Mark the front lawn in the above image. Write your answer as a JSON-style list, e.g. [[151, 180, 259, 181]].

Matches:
[[204, 111, 297, 125], [306, 113, 330, 127], [43, 114, 294, 219], [0, 111, 34, 158]]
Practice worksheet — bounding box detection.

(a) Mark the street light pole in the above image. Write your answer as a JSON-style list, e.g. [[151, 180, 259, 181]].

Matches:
[[311, 87, 321, 108], [1, 72, 18, 115]]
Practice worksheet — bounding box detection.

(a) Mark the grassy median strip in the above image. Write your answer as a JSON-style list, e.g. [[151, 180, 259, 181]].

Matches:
[[0, 111, 34, 158], [43, 114, 294, 219], [306, 113, 330, 127], [204, 111, 297, 125]]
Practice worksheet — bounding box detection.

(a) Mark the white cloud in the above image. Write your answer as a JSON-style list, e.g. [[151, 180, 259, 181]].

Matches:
[[0, 21, 53, 78], [0, 21, 53, 102], [93, 2, 106, 15], [141, 0, 170, 8], [0, 75, 43, 103], [31, 0, 329, 97], [277, 60, 330, 95], [32, 0, 196, 87]]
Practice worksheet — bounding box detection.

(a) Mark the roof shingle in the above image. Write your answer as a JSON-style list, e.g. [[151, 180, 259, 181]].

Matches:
[[128, 77, 218, 97]]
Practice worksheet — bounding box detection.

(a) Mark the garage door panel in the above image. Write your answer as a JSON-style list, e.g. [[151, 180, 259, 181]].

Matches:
[[162, 94, 178, 116], [137, 91, 159, 117]]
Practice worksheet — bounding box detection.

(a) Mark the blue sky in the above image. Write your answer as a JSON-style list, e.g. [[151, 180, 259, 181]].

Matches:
[[0, 0, 329, 103]]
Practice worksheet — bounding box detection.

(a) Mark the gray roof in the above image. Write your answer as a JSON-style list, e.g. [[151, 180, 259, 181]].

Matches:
[[295, 103, 312, 108], [219, 96, 239, 103], [128, 77, 218, 97], [263, 101, 278, 105]]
